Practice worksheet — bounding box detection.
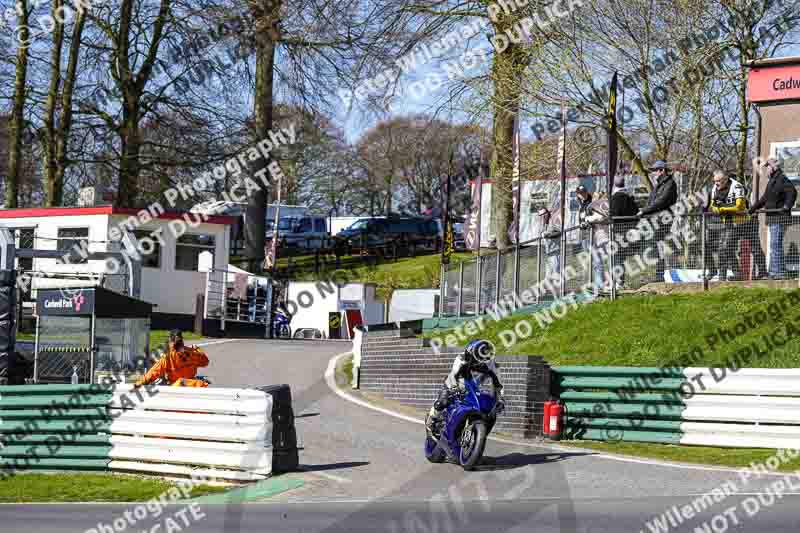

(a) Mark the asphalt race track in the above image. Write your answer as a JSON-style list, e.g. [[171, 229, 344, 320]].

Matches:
[[3, 339, 799, 533]]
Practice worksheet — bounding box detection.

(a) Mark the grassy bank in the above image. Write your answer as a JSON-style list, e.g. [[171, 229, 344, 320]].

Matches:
[[559, 440, 800, 470], [275, 252, 474, 300], [427, 288, 800, 367], [0, 473, 227, 503]]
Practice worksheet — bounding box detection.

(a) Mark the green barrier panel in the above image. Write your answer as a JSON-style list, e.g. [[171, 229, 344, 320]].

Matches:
[[0, 458, 111, 472], [558, 391, 684, 403], [0, 434, 110, 445], [553, 366, 685, 377], [562, 428, 683, 444], [0, 419, 112, 434], [553, 366, 691, 444], [556, 376, 685, 390], [0, 384, 116, 395], [0, 409, 108, 420], [565, 402, 685, 419], [0, 395, 112, 409], [565, 416, 683, 431], [1, 445, 112, 459]]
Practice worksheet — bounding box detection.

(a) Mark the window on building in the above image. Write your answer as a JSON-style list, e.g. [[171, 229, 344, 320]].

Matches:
[[175, 233, 215, 271], [8, 228, 35, 271], [57, 228, 89, 264], [133, 230, 161, 268]]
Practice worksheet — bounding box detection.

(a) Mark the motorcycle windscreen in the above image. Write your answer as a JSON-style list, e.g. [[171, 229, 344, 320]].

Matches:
[[471, 370, 497, 412]]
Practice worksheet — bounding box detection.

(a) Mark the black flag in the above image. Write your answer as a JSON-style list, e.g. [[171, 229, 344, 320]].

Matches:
[[606, 72, 618, 199]]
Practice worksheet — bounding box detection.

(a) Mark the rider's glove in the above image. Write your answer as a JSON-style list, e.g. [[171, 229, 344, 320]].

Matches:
[[496, 399, 506, 415]]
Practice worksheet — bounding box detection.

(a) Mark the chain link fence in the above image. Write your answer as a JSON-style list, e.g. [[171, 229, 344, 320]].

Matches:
[[437, 210, 800, 318]]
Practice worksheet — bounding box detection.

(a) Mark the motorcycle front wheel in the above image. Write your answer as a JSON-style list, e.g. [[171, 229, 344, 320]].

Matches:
[[424, 435, 446, 463], [458, 420, 487, 471]]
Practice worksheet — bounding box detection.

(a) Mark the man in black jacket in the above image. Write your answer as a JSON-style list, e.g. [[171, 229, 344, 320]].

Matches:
[[638, 160, 678, 281], [749, 157, 798, 279], [576, 185, 593, 250], [610, 176, 639, 287]]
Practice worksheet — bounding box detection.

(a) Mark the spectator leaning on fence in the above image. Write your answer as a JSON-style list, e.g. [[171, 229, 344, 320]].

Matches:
[[740, 172, 769, 280], [707, 170, 748, 281], [637, 160, 678, 282], [576, 185, 593, 249], [749, 157, 798, 280], [610, 177, 639, 288], [538, 207, 562, 284], [584, 192, 610, 295]]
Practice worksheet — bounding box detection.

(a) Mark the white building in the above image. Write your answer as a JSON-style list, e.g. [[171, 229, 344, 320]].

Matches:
[[0, 206, 234, 328]]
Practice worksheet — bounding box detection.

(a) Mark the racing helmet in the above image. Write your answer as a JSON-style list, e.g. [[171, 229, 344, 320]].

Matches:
[[464, 339, 495, 364]]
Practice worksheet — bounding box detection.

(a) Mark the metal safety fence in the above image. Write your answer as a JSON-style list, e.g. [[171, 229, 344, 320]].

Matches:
[[204, 268, 273, 334], [438, 209, 800, 317]]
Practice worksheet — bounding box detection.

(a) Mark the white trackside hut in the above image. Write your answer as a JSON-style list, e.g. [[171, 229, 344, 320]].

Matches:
[[0, 205, 234, 329]]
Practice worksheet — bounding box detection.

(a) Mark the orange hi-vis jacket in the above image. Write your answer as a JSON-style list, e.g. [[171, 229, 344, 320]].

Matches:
[[136, 346, 209, 387]]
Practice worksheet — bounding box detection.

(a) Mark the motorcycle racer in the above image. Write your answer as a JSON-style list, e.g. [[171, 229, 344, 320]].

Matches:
[[426, 339, 504, 435]]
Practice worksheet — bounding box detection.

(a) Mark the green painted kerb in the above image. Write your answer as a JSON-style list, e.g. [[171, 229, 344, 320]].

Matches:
[[187, 477, 305, 504]]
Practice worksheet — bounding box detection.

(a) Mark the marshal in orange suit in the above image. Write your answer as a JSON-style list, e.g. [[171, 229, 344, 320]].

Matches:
[[135, 330, 209, 388]]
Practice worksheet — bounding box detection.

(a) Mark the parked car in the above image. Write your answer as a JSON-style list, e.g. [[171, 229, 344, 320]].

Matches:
[[337, 217, 440, 252], [269, 215, 330, 250]]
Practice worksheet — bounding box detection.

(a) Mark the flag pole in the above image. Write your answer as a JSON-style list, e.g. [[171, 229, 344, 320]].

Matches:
[[558, 98, 567, 236]]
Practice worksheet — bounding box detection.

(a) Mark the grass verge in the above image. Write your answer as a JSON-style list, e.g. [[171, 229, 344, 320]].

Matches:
[[335, 354, 354, 389], [427, 288, 800, 367], [275, 252, 474, 300], [150, 330, 202, 350], [0, 473, 227, 503], [558, 440, 800, 471]]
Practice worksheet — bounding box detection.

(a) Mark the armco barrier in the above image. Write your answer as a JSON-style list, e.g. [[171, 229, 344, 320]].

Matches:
[[1, 383, 297, 481], [358, 329, 551, 438], [0, 384, 113, 474], [554, 366, 800, 448]]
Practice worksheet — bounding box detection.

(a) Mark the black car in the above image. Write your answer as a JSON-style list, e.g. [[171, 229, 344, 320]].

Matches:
[[337, 217, 440, 252]]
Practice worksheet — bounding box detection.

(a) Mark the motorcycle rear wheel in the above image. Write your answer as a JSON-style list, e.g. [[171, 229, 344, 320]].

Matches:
[[458, 420, 487, 471]]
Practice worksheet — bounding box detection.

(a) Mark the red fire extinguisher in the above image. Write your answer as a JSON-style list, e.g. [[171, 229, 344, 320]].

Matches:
[[543, 400, 564, 440], [543, 400, 553, 438]]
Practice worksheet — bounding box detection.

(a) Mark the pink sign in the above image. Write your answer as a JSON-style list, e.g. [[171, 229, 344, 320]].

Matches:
[[748, 64, 800, 103]]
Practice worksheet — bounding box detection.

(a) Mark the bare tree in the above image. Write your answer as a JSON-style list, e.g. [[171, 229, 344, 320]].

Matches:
[[41, 0, 87, 206], [5, 0, 30, 208]]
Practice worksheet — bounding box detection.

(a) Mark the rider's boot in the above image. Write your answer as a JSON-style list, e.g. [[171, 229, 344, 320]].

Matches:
[[426, 405, 442, 436]]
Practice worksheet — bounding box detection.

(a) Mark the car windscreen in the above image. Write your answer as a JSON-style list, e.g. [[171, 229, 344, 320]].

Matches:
[[347, 219, 371, 230], [278, 217, 299, 231]]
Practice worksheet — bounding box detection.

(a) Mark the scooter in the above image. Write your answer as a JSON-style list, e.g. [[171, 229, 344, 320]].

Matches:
[[424, 372, 501, 470]]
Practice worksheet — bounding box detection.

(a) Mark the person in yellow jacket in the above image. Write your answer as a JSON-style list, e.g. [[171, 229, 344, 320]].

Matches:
[[708, 170, 748, 281], [135, 330, 209, 387]]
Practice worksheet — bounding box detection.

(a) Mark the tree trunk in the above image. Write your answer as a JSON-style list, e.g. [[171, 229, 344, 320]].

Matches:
[[43, 0, 65, 206], [117, 108, 142, 207], [736, 63, 750, 180], [245, 0, 281, 273], [6, 1, 30, 209], [489, 45, 522, 251], [50, 8, 87, 206]]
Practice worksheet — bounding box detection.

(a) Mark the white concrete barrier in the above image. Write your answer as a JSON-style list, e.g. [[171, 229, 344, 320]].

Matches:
[[108, 386, 273, 481]]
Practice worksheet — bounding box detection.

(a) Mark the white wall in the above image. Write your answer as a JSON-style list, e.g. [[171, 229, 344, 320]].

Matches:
[[0, 213, 231, 316], [109, 216, 230, 315], [0, 214, 112, 276], [286, 282, 384, 337]]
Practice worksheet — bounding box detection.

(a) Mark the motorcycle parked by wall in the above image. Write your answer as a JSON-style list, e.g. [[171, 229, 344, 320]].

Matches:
[[424, 371, 500, 470]]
